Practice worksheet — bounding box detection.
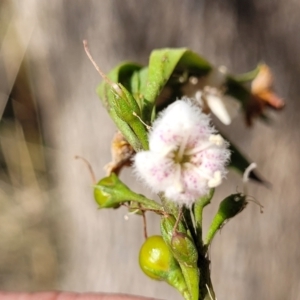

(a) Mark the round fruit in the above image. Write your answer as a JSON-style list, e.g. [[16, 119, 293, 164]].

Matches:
[[139, 235, 171, 280]]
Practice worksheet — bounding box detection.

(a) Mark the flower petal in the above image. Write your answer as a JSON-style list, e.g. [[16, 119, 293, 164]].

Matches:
[[134, 151, 176, 193], [205, 94, 232, 125], [149, 100, 214, 152], [199, 147, 230, 176]]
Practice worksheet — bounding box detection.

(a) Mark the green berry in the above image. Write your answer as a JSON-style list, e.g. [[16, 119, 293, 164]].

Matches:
[[139, 235, 172, 280]]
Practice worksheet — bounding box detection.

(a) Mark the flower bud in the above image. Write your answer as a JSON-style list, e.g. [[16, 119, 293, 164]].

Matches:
[[110, 83, 141, 123], [160, 215, 186, 242], [160, 216, 199, 300], [205, 193, 247, 245], [109, 84, 148, 150], [171, 232, 198, 267], [218, 193, 247, 219], [160, 215, 198, 267]]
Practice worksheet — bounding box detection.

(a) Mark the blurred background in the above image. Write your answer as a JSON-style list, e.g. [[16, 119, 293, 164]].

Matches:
[[0, 1, 300, 299]]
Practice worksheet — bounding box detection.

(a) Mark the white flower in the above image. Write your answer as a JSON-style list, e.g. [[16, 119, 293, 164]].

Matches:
[[134, 99, 230, 207], [195, 87, 241, 125], [182, 67, 241, 125]]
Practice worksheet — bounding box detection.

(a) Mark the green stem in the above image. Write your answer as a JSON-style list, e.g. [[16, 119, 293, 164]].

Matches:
[[194, 189, 214, 250], [129, 193, 164, 211], [204, 213, 224, 247], [198, 254, 216, 300], [181, 265, 199, 300], [183, 207, 197, 242]]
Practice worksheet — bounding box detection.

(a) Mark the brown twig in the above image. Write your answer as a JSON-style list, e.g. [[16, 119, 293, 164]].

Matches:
[[75, 155, 97, 184], [83, 39, 114, 87], [173, 206, 183, 235], [139, 204, 148, 240]]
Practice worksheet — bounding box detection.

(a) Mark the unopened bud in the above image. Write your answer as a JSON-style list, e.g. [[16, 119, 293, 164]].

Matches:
[[205, 193, 247, 246], [171, 232, 198, 267]]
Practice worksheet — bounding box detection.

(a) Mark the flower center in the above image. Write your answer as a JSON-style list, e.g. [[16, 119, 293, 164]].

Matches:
[[174, 151, 191, 164], [172, 132, 192, 165]]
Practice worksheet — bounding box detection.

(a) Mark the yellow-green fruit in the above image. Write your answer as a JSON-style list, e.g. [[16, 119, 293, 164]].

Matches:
[[139, 235, 191, 300], [139, 235, 172, 280]]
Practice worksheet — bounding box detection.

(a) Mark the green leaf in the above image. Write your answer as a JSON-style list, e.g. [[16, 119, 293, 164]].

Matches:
[[130, 67, 149, 109], [143, 48, 212, 121], [232, 64, 260, 83], [97, 62, 143, 107], [94, 173, 163, 210], [108, 109, 143, 151], [96, 62, 148, 151]]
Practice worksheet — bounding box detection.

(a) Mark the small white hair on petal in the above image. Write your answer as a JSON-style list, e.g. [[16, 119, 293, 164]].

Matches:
[[149, 99, 213, 152], [209, 134, 224, 146], [133, 151, 174, 193]]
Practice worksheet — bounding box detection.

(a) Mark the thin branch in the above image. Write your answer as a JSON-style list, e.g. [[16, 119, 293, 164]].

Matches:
[[75, 155, 97, 184]]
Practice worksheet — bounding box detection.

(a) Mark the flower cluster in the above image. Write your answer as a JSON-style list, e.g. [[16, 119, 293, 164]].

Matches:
[[134, 99, 230, 207]]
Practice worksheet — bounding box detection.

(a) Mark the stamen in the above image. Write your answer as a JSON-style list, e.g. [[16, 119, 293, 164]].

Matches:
[[185, 140, 215, 156], [176, 133, 189, 161], [174, 164, 184, 193], [208, 171, 222, 187], [186, 163, 215, 182], [209, 134, 224, 146], [164, 145, 177, 158]]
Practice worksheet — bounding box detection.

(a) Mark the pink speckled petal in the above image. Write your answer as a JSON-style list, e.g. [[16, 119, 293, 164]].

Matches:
[[149, 100, 214, 152], [134, 151, 176, 192], [200, 147, 230, 175]]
